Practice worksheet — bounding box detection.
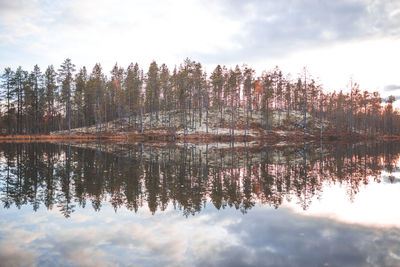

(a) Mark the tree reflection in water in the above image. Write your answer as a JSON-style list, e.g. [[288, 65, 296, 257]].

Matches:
[[0, 142, 398, 217]]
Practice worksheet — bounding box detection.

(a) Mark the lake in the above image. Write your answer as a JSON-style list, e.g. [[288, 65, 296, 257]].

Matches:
[[0, 141, 400, 266]]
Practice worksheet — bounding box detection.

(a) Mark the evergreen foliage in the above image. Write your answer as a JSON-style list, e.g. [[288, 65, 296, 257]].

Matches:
[[0, 59, 398, 136]]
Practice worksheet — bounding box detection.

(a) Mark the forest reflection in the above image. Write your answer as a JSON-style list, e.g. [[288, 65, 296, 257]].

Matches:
[[0, 142, 399, 217]]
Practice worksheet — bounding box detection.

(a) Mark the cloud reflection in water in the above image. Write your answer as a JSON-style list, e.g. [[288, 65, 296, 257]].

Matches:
[[1, 202, 400, 266]]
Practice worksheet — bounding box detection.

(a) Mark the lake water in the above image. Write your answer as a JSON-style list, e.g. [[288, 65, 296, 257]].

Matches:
[[1, 142, 400, 266]]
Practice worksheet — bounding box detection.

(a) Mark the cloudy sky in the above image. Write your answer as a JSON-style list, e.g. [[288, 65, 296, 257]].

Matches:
[[1, 0, 400, 95]]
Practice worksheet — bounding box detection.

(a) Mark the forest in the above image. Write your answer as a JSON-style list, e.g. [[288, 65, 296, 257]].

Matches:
[[0, 58, 398, 137]]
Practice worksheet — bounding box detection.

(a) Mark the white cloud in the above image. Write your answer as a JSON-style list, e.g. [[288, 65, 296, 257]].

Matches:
[[0, 0, 42, 43], [0, 0, 399, 94], [249, 38, 400, 94], [0, 241, 38, 266], [0, 0, 242, 72]]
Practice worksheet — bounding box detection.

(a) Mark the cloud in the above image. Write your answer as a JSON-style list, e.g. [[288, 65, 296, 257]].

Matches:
[[194, 0, 400, 64], [0, 0, 39, 19], [0, 0, 242, 70], [384, 85, 400, 91], [0, 0, 399, 93], [2, 0, 397, 68], [0, 241, 38, 267], [0, 0, 42, 41]]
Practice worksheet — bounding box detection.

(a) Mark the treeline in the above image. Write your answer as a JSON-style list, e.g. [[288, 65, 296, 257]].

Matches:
[[0, 58, 398, 135]]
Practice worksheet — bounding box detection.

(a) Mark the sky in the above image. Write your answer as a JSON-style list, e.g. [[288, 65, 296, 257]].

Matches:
[[0, 0, 400, 97]]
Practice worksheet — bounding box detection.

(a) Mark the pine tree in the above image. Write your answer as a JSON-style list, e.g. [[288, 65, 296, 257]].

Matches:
[[1, 68, 15, 134], [361, 91, 370, 135], [44, 65, 57, 133], [125, 63, 143, 130], [159, 63, 171, 126], [110, 63, 125, 121], [13, 67, 27, 134], [243, 66, 255, 135], [30, 65, 45, 133], [227, 66, 242, 138], [169, 67, 179, 135], [24, 71, 35, 133], [301, 67, 309, 136], [88, 64, 105, 133], [145, 61, 160, 129], [210, 65, 225, 130], [275, 67, 283, 125], [74, 67, 87, 128], [261, 71, 273, 133], [175, 64, 189, 132], [385, 95, 396, 135], [192, 62, 204, 129], [58, 59, 76, 134], [284, 77, 292, 120]]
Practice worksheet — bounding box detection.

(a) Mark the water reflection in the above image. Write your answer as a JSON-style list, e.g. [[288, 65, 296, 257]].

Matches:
[[1, 142, 399, 217]]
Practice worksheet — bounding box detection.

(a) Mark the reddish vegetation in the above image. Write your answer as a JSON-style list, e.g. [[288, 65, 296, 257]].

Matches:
[[0, 134, 129, 142], [0, 130, 382, 144], [377, 135, 400, 141]]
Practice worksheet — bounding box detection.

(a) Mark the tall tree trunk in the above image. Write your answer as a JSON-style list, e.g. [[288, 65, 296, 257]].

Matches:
[[140, 107, 143, 133], [303, 75, 307, 137], [206, 101, 209, 134]]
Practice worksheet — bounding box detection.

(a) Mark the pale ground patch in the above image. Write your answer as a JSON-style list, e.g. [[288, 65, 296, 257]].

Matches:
[[53, 107, 327, 136]]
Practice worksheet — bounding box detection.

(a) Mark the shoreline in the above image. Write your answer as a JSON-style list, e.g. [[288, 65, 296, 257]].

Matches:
[[0, 131, 397, 144]]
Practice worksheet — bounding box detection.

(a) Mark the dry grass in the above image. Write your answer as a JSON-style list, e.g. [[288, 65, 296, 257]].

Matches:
[[0, 134, 130, 142]]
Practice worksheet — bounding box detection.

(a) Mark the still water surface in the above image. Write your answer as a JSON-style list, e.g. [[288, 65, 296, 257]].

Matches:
[[0, 142, 400, 266]]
